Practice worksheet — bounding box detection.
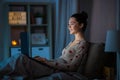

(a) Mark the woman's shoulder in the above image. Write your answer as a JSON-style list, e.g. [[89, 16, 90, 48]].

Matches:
[[77, 40, 89, 48], [79, 39, 89, 44]]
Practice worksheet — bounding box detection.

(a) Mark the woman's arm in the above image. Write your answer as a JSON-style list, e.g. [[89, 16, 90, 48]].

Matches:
[[34, 56, 47, 63]]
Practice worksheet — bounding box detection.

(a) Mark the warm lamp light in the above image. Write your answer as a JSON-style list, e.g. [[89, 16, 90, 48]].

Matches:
[[105, 30, 120, 80], [12, 40, 17, 46]]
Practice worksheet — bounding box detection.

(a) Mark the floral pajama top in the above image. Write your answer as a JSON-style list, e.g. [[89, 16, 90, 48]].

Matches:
[[46, 40, 89, 71]]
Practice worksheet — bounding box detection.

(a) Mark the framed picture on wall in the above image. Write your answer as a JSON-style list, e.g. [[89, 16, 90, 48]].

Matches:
[[31, 33, 46, 45]]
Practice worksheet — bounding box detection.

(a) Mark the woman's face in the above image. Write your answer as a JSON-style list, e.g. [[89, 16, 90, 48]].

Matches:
[[68, 17, 82, 34]]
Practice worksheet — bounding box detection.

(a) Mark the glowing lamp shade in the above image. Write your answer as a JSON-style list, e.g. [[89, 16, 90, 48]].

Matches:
[[105, 30, 120, 52], [12, 40, 17, 46]]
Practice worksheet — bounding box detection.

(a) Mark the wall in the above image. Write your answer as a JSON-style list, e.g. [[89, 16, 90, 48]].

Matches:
[[80, 0, 116, 43], [0, 1, 4, 61]]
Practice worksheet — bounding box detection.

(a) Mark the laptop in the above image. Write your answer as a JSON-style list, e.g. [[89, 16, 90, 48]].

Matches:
[[20, 32, 52, 68]]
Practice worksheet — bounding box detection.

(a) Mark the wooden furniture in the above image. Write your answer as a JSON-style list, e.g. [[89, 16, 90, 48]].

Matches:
[[8, 2, 53, 59]]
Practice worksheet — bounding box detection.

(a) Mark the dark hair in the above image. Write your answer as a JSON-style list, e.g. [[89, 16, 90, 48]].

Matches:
[[71, 11, 88, 32]]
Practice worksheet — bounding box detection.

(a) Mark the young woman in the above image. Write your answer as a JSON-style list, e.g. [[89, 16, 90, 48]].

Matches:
[[0, 11, 89, 78]]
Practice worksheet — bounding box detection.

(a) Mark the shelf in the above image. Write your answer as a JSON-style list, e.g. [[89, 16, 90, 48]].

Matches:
[[8, 3, 52, 59], [30, 24, 48, 26], [9, 24, 28, 26]]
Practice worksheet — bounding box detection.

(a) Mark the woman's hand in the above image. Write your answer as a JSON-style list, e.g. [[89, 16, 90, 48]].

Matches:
[[34, 56, 46, 63]]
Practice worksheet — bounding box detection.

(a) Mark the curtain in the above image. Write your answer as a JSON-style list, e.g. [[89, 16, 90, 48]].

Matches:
[[54, 0, 79, 58]]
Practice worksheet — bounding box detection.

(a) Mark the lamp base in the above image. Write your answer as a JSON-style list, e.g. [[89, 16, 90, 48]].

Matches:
[[117, 52, 120, 80]]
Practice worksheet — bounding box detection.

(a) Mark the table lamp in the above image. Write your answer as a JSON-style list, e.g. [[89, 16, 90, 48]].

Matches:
[[105, 30, 120, 80]]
